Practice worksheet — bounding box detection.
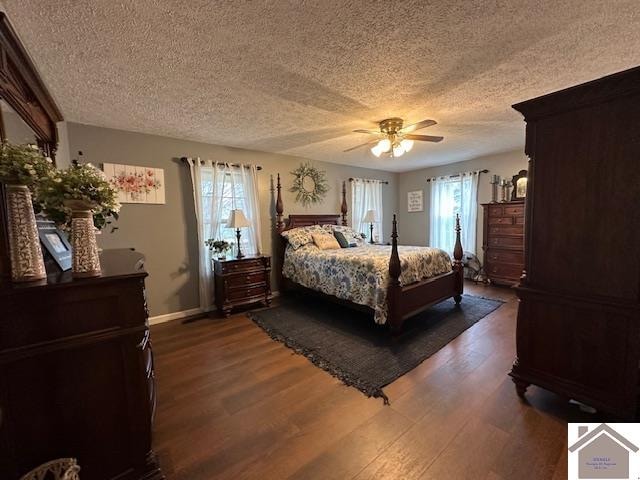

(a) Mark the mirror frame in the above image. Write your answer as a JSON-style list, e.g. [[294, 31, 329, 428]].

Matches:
[[0, 12, 63, 280], [0, 12, 63, 155]]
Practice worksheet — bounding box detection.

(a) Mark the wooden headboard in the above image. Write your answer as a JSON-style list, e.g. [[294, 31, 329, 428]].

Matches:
[[283, 214, 341, 232]]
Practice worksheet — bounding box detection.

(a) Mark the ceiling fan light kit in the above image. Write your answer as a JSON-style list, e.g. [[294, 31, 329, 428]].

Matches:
[[347, 117, 443, 158], [400, 138, 414, 152]]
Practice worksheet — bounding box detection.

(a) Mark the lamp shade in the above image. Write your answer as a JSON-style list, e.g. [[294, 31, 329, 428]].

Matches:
[[227, 209, 250, 228], [363, 209, 377, 223], [378, 138, 391, 153]]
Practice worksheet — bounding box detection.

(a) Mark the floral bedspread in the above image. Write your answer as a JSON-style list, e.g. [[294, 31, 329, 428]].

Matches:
[[283, 244, 452, 324]]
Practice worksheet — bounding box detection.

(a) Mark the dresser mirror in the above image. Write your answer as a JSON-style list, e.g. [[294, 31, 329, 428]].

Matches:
[[0, 12, 63, 279], [0, 99, 40, 145]]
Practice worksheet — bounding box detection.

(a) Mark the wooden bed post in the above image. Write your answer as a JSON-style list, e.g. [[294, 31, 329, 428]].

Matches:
[[453, 213, 464, 304], [387, 214, 402, 333], [275, 173, 286, 291], [276, 173, 284, 233], [341, 181, 348, 226]]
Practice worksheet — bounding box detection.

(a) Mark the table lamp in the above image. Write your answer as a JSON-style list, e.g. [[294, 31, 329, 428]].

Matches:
[[363, 210, 377, 244], [227, 209, 250, 258]]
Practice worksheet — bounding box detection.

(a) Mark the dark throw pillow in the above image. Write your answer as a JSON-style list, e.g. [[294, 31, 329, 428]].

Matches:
[[333, 230, 350, 248]]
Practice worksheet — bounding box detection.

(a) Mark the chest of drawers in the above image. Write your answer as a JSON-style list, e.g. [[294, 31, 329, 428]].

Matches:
[[214, 255, 272, 316], [482, 201, 525, 286], [0, 250, 162, 479]]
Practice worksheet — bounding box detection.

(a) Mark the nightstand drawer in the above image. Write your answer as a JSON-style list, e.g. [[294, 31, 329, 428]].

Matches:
[[227, 284, 267, 301], [221, 258, 265, 273], [227, 271, 266, 288]]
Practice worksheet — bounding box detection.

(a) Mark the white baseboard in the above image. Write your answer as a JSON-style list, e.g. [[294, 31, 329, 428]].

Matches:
[[148, 307, 206, 326], [148, 291, 280, 326]]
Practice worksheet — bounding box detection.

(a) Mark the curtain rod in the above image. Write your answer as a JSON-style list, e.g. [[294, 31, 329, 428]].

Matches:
[[348, 177, 389, 185], [180, 156, 262, 171], [426, 169, 488, 182]]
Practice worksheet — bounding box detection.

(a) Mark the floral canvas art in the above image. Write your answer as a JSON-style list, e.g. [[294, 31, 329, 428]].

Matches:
[[102, 163, 165, 204]]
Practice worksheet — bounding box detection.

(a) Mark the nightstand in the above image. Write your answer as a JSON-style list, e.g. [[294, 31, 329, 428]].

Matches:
[[213, 255, 271, 317]]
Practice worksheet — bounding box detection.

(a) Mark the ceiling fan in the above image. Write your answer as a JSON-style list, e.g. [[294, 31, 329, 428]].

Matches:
[[344, 117, 443, 157]]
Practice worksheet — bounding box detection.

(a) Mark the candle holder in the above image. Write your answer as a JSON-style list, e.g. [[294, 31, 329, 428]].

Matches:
[[500, 179, 512, 203], [489, 175, 500, 203]]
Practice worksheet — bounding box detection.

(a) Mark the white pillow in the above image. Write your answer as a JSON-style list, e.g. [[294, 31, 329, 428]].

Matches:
[[281, 225, 324, 250]]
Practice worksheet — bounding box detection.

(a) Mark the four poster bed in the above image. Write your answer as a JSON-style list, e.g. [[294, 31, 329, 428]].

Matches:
[[274, 175, 464, 333]]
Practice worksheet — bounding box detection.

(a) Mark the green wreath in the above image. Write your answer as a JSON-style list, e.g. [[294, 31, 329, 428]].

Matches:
[[290, 162, 329, 207]]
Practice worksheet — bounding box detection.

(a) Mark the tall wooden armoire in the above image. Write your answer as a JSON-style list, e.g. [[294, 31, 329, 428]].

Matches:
[[509, 67, 640, 418]]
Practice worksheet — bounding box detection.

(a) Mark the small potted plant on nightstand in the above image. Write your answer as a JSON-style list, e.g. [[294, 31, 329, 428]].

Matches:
[[205, 239, 233, 261]]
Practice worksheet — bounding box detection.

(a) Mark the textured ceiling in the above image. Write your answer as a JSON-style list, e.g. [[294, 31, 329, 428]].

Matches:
[[2, 0, 639, 172]]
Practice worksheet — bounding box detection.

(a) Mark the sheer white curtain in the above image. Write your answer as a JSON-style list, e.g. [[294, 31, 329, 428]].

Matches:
[[429, 171, 479, 254], [351, 178, 384, 242], [187, 158, 262, 310]]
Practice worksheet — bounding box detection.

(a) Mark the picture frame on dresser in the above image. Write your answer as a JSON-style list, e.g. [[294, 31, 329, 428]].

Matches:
[[510, 170, 528, 200], [36, 217, 72, 271]]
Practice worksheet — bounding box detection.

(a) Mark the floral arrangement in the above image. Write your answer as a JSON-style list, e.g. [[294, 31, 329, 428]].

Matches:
[[205, 238, 233, 254], [0, 142, 55, 193], [289, 162, 329, 207], [111, 168, 162, 201], [39, 162, 121, 231]]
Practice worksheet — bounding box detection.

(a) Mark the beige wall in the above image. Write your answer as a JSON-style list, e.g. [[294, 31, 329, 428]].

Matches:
[[396, 150, 528, 260], [65, 122, 398, 317]]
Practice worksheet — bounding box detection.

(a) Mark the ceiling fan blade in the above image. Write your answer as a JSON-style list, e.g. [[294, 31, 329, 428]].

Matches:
[[343, 139, 378, 152], [352, 129, 381, 135], [404, 134, 444, 142], [401, 119, 437, 133]]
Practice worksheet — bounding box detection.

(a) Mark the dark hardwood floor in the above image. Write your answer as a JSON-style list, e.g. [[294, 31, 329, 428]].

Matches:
[[151, 282, 602, 479]]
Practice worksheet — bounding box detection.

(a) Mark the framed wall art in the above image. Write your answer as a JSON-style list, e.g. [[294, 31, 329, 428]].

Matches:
[[102, 163, 165, 204], [407, 190, 423, 212]]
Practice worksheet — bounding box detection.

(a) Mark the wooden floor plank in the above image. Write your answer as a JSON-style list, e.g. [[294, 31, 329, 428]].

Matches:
[[420, 417, 510, 480], [287, 407, 414, 480]]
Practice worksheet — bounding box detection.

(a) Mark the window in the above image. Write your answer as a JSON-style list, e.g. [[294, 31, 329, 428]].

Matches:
[[429, 172, 479, 254], [351, 178, 384, 243], [188, 159, 262, 310], [201, 170, 255, 254]]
